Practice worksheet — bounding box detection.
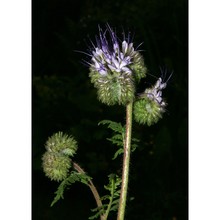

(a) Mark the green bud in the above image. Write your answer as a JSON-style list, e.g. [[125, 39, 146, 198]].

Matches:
[[42, 132, 78, 181], [42, 152, 72, 182], [45, 132, 78, 156], [90, 70, 135, 105], [133, 98, 163, 126], [130, 52, 147, 83]]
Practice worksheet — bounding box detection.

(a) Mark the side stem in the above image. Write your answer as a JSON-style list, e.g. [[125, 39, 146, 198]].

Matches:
[[73, 162, 105, 220], [117, 101, 133, 220]]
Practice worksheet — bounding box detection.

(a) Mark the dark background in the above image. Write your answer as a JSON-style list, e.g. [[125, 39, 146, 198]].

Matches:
[[32, 0, 188, 219]]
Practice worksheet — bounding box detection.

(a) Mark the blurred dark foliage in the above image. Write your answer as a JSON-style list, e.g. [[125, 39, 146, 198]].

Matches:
[[32, 0, 188, 219]]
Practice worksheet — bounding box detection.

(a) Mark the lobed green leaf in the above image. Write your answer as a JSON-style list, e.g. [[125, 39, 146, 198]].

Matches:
[[51, 171, 91, 207]]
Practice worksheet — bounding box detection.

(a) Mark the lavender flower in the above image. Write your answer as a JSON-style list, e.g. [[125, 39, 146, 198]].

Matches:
[[88, 25, 147, 105], [134, 76, 169, 126], [143, 77, 167, 110]]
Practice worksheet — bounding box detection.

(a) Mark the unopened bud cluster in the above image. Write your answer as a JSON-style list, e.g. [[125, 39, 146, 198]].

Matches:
[[134, 77, 167, 126], [42, 132, 78, 181], [89, 25, 147, 105]]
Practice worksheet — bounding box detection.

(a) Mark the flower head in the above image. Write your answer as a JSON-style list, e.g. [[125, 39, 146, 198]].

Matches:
[[134, 76, 169, 126], [88, 25, 147, 105], [143, 77, 167, 110]]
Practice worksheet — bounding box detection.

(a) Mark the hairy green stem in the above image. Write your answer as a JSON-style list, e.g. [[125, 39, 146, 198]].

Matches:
[[73, 162, 105, 220], [117, 101, 133, 220]]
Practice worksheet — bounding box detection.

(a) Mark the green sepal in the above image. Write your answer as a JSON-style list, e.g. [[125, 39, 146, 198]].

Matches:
[[89, 70, 135, 106]]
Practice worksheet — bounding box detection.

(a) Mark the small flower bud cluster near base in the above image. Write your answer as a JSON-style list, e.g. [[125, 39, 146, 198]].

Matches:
[[134, 77, 167, 126], [42, 132, 78, 181], [88, 25, 147, 105]]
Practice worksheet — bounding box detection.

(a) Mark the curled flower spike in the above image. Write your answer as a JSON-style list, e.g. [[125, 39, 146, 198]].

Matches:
[[42, 152, 72, 182], [42, 132, 78, 181], [88, 25, 147, 105], [45, 132, 78, 156], [134, 75, 170, 126]]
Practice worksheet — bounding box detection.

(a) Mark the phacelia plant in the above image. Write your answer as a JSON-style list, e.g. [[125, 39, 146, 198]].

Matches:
[[42, 24, 171, 220]]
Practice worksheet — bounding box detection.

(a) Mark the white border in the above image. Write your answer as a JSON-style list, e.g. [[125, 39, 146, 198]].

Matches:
[[1, 0, 219, 219], [0, 1, 31, 219], [189, 0, 220, 219]]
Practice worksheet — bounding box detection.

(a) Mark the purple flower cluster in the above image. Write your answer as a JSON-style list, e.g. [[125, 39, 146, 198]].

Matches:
[[87, 25, 147, 105], [90, 25, 137, 76], [144, 77, 167, 110]]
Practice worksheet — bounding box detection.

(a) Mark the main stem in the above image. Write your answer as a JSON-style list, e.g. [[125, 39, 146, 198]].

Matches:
[[117, 101, 133, 220]]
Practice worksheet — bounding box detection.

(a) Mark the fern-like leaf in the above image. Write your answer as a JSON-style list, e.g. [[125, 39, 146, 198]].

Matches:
[[99, 120, 125, 160], [99, 120, 140, 160], [89, 174, 121, 220], [51, 171, 91, 207], [112, 148, 124, 160], [88, 206, 106, 220], [103, 174, 121, 216], [98, 120, 125, 134]]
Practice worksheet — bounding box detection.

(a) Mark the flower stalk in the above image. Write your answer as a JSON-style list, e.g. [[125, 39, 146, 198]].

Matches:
[[73, 162, 106, 220], [117, 101, 133, 220]]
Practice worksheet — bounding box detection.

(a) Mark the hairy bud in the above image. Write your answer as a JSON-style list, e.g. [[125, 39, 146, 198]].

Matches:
[[134, 77, 167, 126], [42, 132, 78, 181], [42, 152, 72, 182], [45, 132, 78, 156], [134, 98, 164, 126]]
